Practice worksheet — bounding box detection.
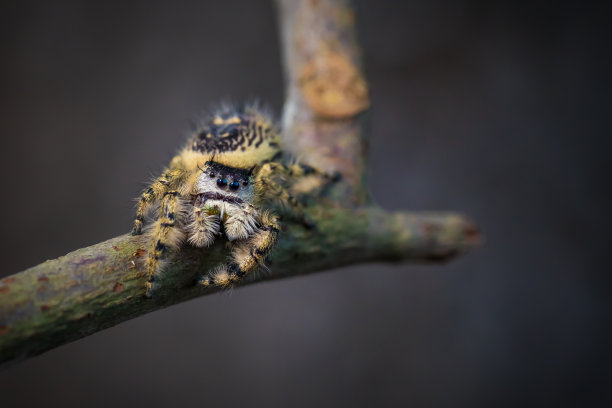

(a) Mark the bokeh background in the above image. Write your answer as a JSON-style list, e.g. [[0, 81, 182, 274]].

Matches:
[[0, 0, 610, 406]]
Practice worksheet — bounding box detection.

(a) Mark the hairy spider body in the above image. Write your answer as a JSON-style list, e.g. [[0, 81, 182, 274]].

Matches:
[[132, 105, 335, 296]]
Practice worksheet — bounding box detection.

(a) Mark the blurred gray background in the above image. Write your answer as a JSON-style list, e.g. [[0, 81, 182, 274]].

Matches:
[[0, 0, 610, 407]]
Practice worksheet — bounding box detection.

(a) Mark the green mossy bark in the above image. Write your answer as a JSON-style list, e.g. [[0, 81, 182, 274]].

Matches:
[[0, 206, 477, 365]]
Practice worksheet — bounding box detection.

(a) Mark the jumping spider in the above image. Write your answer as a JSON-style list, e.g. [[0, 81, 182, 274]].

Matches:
[[132, 104, 337, 297]]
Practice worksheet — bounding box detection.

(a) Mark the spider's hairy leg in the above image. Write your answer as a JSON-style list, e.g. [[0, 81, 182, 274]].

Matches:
[[254, 162, 317, 228], [132, 168, 184, 235], [258, 161, 340, 187], [200, 211, 279, 288], [284, 162, 343, 198], [286, 162, 341, 182], [255, 162, 303, 207], [145, 191, 185, 297]]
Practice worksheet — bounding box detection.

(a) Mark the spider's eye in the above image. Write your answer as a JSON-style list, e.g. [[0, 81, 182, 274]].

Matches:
[[216, 178, 228, 188], [229, 181, 240, 190], [227, 127, 239, 138], [209, 172, 215, 178]]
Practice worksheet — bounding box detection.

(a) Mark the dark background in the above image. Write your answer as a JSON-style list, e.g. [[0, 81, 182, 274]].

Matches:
[[0, 0, 610, 407]]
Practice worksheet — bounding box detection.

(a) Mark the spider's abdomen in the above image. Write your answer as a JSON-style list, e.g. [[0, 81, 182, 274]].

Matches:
[[186, 105, 281, 169]]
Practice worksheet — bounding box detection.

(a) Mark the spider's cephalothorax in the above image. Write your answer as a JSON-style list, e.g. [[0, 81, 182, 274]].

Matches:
[[132, 105, 336, 296]]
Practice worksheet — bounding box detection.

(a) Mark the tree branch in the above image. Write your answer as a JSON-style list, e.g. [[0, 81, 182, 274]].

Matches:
[[0, 0, 480, 366], [277, 0, 371, 203]]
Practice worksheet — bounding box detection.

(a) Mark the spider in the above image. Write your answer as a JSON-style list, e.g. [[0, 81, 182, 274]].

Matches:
[[131, 104, 337, 297]]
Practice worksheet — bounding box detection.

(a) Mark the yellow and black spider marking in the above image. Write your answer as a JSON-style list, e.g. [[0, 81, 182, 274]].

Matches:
[[144, 190, 184, 296], [131, 104, 339, 297], [254, 161, 340, 228], [132, 168, 185, 235], [187, 105, 281, 169]]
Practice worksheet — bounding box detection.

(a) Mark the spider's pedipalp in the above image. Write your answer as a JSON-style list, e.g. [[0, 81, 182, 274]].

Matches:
[[186, 204, 220, 247], [224, 204, 259, 241]]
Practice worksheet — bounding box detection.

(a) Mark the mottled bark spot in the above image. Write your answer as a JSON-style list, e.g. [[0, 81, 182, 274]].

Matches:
[[300, 52, 369, 118]]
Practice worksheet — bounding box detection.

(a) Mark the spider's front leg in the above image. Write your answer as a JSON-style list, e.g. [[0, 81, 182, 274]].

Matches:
[[132, 168, 184, 235], [199, 211, 280, 288], [254, 163, 314, 228], [144, 190, 185, 297], [254, 162, 339, 229]]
